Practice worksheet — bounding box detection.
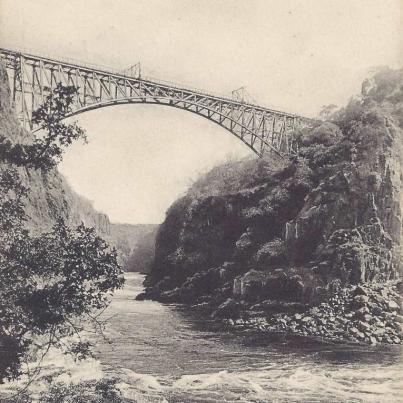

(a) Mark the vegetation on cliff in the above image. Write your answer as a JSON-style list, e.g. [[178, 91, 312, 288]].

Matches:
[[142, 67, 403, 345], [0, 79, 124, 387]]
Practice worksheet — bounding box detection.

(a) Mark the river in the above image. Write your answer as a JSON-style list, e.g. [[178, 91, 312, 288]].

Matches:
[[87, 272, 402, 403]]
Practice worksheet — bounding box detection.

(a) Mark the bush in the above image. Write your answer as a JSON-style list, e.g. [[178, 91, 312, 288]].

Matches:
[[0, 84, 123, 382], [255, 238, 287, 268], [38, 379, 123, 403], [300, 122, 343, 147]]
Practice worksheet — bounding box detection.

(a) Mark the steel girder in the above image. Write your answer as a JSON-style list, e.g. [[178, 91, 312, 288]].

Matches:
[[0, 47, 311, 156]]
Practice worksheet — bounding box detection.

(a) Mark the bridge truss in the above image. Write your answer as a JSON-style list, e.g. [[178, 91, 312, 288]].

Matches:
[[0, 48, 311, 156]]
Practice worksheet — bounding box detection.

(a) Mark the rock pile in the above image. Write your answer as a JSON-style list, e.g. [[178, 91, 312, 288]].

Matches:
[[232, 282, 403, 345]]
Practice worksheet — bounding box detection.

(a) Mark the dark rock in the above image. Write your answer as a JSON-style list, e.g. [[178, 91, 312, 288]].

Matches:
[[372, 305, 383, 316], [158, 288, 181, 303], [357, 321, 371, 332], [135, 292, 147, 301], [250, 300, 305, 314], [243, 271, 267, 300], [355, 306, 370, 320], [212, 298, 242, 319], [353, 294, 369, 307], [353, 285, 368, 296], [264, 273, 305, 303], [192, 302, 212, 312]]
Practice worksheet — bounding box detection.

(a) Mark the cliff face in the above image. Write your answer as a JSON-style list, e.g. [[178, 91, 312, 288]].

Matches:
[[142, 68, 403, 344], [124, 226, 158, 273], [110, 223, 158, 269], [0, 61, 110, 235], [0, 62, 151, 268]]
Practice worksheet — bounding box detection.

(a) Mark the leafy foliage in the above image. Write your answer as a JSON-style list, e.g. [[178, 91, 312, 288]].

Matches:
[[319, 104, 338, 120], [39, 379, 123, 403], [5, 379, 124, 403], [0, 83, 123, 384], [0, 83, 86, 170], [188, 154, 287, 197]]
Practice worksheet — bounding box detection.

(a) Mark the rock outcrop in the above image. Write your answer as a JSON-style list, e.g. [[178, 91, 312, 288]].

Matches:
[[142, 67, 403, 345]]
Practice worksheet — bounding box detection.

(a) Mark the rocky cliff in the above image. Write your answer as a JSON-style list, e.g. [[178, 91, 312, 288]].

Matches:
[[0, 61, 151, 268], [110, 223, 158, 270], [124, 226, 158, 273], [141, 67, 403, 345]]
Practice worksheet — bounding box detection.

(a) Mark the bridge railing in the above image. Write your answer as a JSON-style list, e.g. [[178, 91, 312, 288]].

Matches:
[[1, 46, 233, 97]]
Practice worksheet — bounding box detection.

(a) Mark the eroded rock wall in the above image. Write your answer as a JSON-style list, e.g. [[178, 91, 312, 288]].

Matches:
[[142, 68, 402, 344]]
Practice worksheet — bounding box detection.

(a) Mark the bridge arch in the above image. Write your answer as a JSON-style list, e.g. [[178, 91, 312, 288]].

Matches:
[[65, 96, 281, 157]]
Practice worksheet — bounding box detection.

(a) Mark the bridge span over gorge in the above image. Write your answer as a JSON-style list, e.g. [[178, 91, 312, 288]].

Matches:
[[0, 47, 313, 157]]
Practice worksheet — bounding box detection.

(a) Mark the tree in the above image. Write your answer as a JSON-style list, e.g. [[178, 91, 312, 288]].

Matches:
[[318, 104, 338, 121], [0, 83, 86, 170], [0, 83, 123, 384]]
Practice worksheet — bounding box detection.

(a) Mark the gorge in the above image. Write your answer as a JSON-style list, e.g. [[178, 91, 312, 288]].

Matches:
[[0, 60, 402, 402], [140, 67, 403, 346]]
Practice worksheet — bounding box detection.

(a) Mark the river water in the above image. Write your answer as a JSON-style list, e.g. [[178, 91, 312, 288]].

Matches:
[[89, 273, 403, 403]]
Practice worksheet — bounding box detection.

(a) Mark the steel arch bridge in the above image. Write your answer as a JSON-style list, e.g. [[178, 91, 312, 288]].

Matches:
[[0, 47, 312, 157]]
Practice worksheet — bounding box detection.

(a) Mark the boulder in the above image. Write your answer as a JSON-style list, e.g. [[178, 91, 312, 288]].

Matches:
[[395, 315, 403, 324], [264, 273, 305, 302], [158, 288, 181, 303], [212, 298, 242, 319], [353, 295, 369, 307], [387, 300, 399, 311], [135, 292, 147, 301], [235, 270, 267, 301], [357, 321, 371, 332], [353, 285, 368, 296]]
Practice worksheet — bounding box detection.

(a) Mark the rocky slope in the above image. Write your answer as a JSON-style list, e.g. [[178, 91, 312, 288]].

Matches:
[[141, 67, 403, 345], [0, 61, 151, 267]]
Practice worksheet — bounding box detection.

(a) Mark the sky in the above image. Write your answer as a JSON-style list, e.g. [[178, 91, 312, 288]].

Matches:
[[0, 0, 402, 224]]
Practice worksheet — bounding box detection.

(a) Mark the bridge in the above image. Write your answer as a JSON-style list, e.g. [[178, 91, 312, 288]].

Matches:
[[0, 47, 312, 157]]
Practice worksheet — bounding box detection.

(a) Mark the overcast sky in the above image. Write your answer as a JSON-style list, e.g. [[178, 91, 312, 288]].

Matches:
[[0, 0, 402, 224]]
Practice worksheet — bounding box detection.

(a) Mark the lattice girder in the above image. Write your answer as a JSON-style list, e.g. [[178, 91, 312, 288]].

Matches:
[[0, 48, 312, 156]]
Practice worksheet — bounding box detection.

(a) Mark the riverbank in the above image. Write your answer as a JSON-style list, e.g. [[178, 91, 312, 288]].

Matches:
[[140, 279, 403, 346], [209, 281, 403, 346]]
